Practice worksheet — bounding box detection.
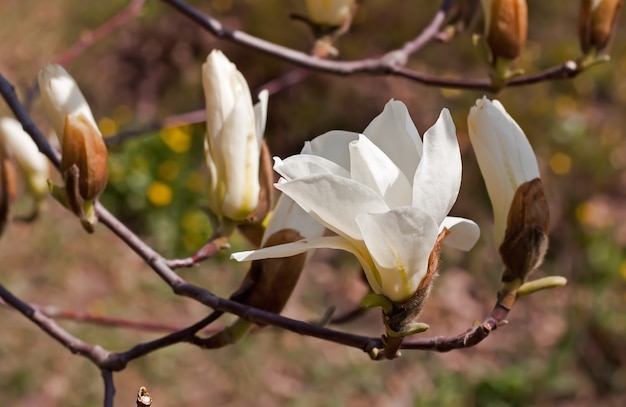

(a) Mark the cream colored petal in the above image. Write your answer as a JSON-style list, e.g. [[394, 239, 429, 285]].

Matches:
[[412, 108, 461, 225], [349, 135, 412, 208], [38, 64, 98, 143], [356, 207, 439, 302], [302, 130, 360, 170], [363, 99, 423, 181], [276, 173, 389, 241], [439, 216, 480, 251]]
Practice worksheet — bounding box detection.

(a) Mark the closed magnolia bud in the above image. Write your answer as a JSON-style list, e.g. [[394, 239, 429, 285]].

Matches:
[[62, 114, 108, 202], [0, 117, 49, 200], [38, 64, 98, 143], [305, 0, 354, 26], [202, 50, 268, 222], [579, 0, 623, 54], [481, 0, 528, 61], [468, 96, 540, 248]]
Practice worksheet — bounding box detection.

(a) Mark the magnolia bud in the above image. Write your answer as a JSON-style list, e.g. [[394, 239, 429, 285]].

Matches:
[[202, 50, 268, 223], [579, 0, 623, 54], [481, 0, 528, 61], [38, 64, 108, 231], [499, 178, 549, 282], [468, 96, 540, 248], [305, 0, 355, 26], [0, 117, 49, 200], [62, 114, 108, 202], [37, 64, 98, 144]]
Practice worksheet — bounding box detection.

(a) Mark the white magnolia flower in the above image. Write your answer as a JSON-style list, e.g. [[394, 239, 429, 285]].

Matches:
[[38, 64, 99, 143], [0, 117, 49, 199], [202, 50, 268, 221], [233, 100, 479, 302], [467, 96, 540, 246], [305, 0, 354, 26]]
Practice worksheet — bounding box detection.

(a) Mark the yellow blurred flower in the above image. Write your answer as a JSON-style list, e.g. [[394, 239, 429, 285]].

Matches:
[[147, 181, 173, 207]]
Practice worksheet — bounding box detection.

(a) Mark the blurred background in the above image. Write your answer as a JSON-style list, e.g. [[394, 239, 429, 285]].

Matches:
[[0, 0, 625, 405]]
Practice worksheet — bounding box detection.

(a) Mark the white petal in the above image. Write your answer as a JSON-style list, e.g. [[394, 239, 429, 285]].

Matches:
[[202, 50, 237, 135], [363, 100, 423, 181], [232, 235, 358, 262], [216, 96, 260, 220], [356, 207, 439, 302], [412, 108, 461, 225], [253, 89, 269, 144], [302, 130, 360, 170], [349, 135, 412, 208], [276, 173, 389, 241], [439, 216, 480, 251], [262, 194, 326, 245], [37, 64, 98, 143], [273, 154, 350, 182], [467, 96, 540, 245]]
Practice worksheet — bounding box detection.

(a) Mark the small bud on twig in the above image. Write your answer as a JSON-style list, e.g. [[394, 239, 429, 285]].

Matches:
[[480, 0, 528, 85], [579, 0, 622, 55], [482, 0, 528, 61]]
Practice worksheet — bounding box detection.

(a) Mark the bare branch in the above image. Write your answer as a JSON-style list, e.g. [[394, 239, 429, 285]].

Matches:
[[161, 0, 585, 91], [54, 0, 146, 66]]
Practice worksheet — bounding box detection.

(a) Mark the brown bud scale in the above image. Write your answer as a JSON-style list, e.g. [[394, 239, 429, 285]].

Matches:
[[61, 114, 108, 201], [499, 178, 550, 282]]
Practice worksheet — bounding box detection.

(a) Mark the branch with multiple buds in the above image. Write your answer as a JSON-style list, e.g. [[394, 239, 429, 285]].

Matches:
[[0, 0, 621, 405]]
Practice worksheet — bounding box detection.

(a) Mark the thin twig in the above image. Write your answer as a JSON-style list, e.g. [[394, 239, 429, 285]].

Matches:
[[161, 0, 585, 91], [55, 0, 146, 66], [25, 0, 146, 109], [165, 236, 229, 268], [34, 305, 187, 333], [105, 67, 310, 146]]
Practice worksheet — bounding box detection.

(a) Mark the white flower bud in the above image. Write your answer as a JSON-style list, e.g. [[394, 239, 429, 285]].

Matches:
[[202, 50, 267, 221]]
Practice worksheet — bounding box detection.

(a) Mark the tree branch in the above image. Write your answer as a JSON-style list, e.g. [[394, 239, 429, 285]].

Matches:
[[101, 369, 115, 407], [161, 0, 585, 91]]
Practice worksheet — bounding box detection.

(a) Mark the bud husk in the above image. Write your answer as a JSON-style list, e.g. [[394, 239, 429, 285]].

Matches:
[[0, 150, 16, 236], [196, 228, 308, 349], [579, 0, 623, 54], [245, 140, 274, 225], [61, 114, 108, 202], [484, 0, 528, 62], [499, 178, 549, 283], [235, 228, 308, 316]]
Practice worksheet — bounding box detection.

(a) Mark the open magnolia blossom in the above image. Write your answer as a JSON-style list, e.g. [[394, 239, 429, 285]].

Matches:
[[467, 96, 540, 247], [203, 50, 268, 222], [233, 100, 480, 303]]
